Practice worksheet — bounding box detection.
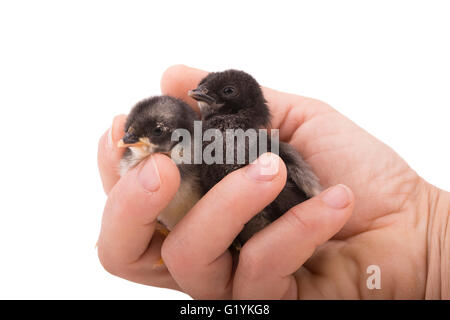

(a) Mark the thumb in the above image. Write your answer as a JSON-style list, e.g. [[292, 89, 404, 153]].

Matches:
[[97, 154, 180, 273], [234, 184, 354, 299]]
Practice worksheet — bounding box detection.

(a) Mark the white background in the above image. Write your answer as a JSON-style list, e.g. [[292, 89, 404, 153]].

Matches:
[[0, 1, 448, 299]]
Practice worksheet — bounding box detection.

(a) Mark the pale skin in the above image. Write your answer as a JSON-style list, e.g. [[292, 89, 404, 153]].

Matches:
[[97, 65, 450, 299]]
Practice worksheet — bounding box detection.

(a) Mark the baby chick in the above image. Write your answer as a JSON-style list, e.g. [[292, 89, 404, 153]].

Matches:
[[118, 95, 202, 232], [189, 70, 321, 246]]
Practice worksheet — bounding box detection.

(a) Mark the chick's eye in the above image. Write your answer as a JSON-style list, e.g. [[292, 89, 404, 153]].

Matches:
[[153, 127, 163, 136], [222, 86, 236, 96]]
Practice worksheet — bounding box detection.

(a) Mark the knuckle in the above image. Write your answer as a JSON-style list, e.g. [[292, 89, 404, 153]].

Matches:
[[238, 245, 265, 281], [161, 235, 191, 273], [97, 248, 126, 278], [210, 186, 237, 210], [97, 135, 103, 152], [160, 237, 175, 265], [285, 205, 314, 232], [161, 64, 187, 90]]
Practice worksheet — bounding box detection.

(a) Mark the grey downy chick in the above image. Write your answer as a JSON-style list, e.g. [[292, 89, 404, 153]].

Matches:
[[118, 95, 202, 231]]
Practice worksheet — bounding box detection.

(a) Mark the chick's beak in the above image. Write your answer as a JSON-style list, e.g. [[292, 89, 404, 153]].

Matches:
[[117, 134, 152, 148], [188, 88, 216, 104]]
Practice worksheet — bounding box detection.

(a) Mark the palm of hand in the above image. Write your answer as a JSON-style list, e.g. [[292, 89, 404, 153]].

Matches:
[[159, 66, 427, 299], [277, 96, 424, 298]]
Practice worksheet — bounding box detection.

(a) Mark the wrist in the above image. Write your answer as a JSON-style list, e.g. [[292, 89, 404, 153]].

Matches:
[[422, 180, 450, 299]]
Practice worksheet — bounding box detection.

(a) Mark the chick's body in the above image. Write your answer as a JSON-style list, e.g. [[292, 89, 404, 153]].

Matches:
[[119, 95, 202, 231], [190, 70, 321, 245]]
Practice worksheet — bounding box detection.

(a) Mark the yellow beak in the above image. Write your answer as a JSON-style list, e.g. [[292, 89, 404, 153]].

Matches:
[[117, 137, 152, 148]]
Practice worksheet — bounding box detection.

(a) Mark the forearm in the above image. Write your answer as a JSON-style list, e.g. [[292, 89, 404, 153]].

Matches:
[[424, 181, 450, 299]]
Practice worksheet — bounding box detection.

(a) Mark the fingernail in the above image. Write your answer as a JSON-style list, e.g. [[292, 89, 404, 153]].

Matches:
[[138, 156, 161, 192], [321, 184, 352, 209], [245, 153, 279, 181]]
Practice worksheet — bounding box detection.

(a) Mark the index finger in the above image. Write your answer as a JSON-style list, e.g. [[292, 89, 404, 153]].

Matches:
[[97, 114, 127, 194]]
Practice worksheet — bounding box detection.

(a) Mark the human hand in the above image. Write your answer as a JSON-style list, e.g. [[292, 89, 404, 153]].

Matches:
[[97, 118, 182, 290], [97, 65, 449, 299]]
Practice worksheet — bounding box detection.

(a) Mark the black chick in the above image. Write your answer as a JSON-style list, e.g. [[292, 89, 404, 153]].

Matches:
[[189, 70, 321, 245], [118, 95, 202, 232]]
